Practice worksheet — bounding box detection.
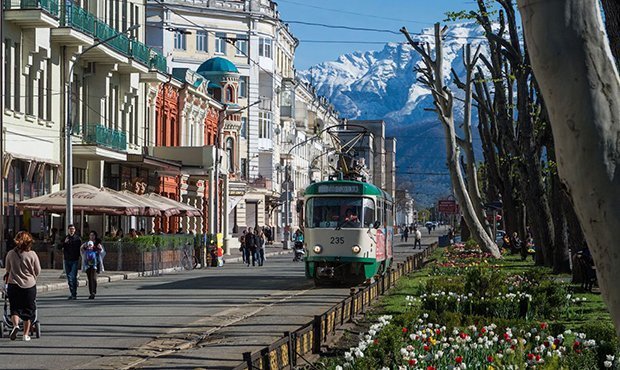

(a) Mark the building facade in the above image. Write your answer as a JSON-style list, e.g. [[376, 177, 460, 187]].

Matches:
[[1, 0, 395, 253]]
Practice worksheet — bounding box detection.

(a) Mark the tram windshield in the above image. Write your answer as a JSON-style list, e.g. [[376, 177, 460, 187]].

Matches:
[[305, 197, 375, 228]]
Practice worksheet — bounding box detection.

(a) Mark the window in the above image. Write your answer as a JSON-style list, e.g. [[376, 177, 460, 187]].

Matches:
[[215, 33, 226, 54], [235, 35, 248, 55], [174, 31, 187, 50], [13, 42, 20, 112], [4, 39, 11, 109], [258, 111, 272, 139], [240, 117, 247, 138], [258, 37, 272, 58], [226, 137, 234, 173], [240, 158, 247, 179], [225, 86, 234, 103], [196, 31, 207, 52], [305, 197, 375, 229], [238, 76, 247, 98]]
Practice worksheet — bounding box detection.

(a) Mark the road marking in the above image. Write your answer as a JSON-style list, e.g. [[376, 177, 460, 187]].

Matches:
[[76, 287, 314, 370]]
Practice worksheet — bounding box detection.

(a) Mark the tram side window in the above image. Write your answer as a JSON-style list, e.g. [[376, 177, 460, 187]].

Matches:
[[376, 199, 384, 227], [362, 198, 375, 227], [385, 202, 394, 226]]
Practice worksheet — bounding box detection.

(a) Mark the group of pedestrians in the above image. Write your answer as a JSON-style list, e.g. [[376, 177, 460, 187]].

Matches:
[[238, 227, 267, 267], [60, 224, 106, 300], [400, 225, 423, 249]]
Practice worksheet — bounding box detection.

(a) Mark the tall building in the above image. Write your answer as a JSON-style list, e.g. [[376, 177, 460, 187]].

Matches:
[[1, 0, 170, 236]]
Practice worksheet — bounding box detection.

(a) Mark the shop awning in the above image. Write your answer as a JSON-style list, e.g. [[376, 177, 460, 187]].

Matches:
[[142, 193, 202, 217], [117, 190, 180, 217]]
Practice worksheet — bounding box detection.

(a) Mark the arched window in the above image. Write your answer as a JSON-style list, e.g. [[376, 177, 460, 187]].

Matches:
[[225, 86, 234, 103], [226, 137, 234, 173]]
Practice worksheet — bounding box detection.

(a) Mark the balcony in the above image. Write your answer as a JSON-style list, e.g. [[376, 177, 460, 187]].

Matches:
[[83, 123, 127, 152], [42, 2, 166, 73], [3, 0, 60, 27], [72, 123, 127, 161]]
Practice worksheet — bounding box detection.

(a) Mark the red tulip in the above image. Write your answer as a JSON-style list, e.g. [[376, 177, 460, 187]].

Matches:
[[455, 356, 463, 364]]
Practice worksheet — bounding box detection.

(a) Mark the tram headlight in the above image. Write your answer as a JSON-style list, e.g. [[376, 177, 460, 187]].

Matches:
[[313, 245, 323, 254], [352, 245, 361, 254]]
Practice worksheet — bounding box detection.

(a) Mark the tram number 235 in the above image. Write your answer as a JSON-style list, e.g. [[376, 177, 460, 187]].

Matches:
[[330, 237, 344, 245]]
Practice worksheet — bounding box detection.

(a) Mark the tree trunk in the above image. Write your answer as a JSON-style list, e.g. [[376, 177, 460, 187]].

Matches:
[[518, 0, 620, 333], [550, 170, 571, 273], [401, 24, 502, 258], [601, 0, 620, 63]]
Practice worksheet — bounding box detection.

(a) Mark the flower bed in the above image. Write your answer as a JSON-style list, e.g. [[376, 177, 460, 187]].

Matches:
[[322, 245, 618, 369]]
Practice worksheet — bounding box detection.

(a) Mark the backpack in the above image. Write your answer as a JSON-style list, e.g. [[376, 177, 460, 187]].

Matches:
[[85, 250, 98, 266]]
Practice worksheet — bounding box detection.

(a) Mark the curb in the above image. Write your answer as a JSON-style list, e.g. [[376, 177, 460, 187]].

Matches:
[[36, 250, 293, 294]]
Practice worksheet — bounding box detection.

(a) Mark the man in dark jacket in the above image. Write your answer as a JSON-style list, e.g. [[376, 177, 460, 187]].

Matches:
[[244, 227, 257, 267], [60, 224, 81, 299]]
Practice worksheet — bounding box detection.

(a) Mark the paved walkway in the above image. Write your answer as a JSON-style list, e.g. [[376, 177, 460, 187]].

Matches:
[[35, 244, 292, 294]]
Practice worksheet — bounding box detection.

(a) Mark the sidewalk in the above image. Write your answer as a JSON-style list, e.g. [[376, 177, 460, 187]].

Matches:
[[35, 243, 292, 294]]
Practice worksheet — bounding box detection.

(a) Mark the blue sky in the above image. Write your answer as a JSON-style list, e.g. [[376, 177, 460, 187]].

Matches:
[[277, 0, 478, 70]]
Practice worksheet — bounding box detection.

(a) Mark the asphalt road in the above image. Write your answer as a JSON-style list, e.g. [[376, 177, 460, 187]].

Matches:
[[0, 229, 444, 370]]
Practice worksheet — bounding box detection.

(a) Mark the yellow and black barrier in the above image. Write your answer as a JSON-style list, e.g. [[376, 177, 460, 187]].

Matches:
[[233, 244, 437, 370]]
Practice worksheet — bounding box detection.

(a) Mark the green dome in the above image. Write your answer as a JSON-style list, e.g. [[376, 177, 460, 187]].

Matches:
[[197, 57, 239, 75]]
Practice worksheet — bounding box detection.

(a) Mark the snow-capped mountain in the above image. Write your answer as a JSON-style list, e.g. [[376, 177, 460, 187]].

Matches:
[[299, 23, 489, 207]]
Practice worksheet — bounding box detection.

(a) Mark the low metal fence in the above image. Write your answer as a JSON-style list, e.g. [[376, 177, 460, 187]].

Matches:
[[233, 244, 437, 369]]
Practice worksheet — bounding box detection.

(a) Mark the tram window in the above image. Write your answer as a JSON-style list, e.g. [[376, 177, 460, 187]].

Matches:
[[363, 198, 375, 227], [305, 197, 375, 228]]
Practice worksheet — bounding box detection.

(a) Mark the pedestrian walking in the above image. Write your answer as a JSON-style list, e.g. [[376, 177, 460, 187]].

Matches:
[[4, 231, 41, 341], [239, 230, 247, 264], [414, 227, 422, 249], [245, 228, 258, 266], [256, 229, 266, 266], [403, 226, 409, 242], [80, 231, 105, 300], [59, 224, 81, 300]]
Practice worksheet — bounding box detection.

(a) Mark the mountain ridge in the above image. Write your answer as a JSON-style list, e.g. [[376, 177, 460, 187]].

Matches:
[[299, 23, 489, 207]]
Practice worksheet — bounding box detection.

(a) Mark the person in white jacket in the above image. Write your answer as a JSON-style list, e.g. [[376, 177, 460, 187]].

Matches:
[[413, 228, 422, 249]]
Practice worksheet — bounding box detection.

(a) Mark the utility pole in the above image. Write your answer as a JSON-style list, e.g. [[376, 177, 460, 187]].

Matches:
[[0, 2, 5, 260], [215, 100, 262, 253]]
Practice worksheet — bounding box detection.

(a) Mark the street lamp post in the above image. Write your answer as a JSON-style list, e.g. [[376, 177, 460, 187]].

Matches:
[[65, 25, 140, 230], [214, 100, 261, 253]]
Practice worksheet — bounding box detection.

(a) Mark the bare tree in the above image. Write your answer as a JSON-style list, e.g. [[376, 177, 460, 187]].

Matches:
[[401, 24, 502, 258], [518, 0, 620, 331]]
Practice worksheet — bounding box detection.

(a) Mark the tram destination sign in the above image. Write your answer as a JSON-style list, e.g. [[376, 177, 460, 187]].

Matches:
[[316, 184, 362, 194]]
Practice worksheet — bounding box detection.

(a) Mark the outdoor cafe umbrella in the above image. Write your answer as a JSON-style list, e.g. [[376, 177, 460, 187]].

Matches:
[[17, 184, 143, 216], [142, 193, 202, 217], [116, 190, 180, 217]]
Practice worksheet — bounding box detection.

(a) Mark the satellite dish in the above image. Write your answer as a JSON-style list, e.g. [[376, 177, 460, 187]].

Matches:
[[274, 127, 281, 135]]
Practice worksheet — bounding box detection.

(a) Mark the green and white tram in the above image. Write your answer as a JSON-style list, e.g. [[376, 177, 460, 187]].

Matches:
[[303, 180, 394, 285]]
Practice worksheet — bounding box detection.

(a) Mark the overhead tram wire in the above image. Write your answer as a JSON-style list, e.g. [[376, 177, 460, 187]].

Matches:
[[283, 20, 490, 41], [276, 0, 433, 25]]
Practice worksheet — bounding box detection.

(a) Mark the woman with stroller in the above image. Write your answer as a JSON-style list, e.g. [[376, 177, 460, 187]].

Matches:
[[81, 231, 105, 300], [4, 231, 41, 341]]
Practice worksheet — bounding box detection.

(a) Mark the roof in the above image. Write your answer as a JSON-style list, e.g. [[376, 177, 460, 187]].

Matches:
[[197, 57, 239, 74]]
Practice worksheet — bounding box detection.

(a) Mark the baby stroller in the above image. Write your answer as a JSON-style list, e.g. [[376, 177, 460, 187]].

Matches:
[[0, 283, 41, 339]]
